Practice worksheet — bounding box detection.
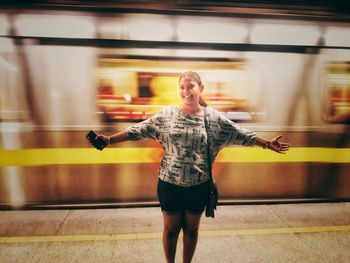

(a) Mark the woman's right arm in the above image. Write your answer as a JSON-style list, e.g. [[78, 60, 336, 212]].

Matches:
[[97, 106, 167, 147], [97, 131, 129, 146]]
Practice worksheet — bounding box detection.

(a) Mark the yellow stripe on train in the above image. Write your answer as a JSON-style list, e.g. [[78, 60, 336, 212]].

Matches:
[[0, 147, 349, 167]]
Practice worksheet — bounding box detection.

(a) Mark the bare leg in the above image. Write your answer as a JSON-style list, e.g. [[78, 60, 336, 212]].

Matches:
[[182, 211, 203, 263], [162, 212, 182, 263]]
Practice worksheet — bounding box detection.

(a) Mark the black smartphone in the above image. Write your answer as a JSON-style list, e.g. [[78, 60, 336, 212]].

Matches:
[[86, 130, 106, 150]]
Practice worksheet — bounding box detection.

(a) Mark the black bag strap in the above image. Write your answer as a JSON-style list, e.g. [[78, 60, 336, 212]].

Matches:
[[203, 107, 214, 184]]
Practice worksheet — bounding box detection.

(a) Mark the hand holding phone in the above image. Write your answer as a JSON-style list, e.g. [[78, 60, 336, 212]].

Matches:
[[86, 130, 107, 151]]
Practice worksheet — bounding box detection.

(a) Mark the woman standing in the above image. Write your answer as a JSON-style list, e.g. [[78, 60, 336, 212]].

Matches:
[[91, 71, 290, 263]]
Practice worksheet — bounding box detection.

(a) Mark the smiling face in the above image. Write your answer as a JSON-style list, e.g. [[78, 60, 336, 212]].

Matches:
[[179, 75, 204, 107]]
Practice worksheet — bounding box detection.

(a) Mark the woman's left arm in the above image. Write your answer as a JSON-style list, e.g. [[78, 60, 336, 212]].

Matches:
[[255, 135, 291, 154]]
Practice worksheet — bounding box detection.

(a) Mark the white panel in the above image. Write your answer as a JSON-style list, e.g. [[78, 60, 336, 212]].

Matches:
[[99, 14, 173, 41], [0, 38, 15, 52], [15, 14, 96, 38], [0, 14, 9, 35], [251, 23, 320, 45], [177, 16, 248, 43], [124, 14, 173, 41], [98, 18, 125, 39], [324, 27, 350, 47]]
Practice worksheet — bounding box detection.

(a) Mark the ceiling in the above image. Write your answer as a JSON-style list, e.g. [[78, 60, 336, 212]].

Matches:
[[0, 0, 350, 22]]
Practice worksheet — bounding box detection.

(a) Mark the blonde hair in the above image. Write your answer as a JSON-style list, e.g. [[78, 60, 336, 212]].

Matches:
[[179, 71, 207, 107]]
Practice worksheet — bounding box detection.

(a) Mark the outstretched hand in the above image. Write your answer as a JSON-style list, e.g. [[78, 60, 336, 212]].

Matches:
[[86, 130, 108, 150], [96, 134, 109, 145], [268, 135, 291, 154]]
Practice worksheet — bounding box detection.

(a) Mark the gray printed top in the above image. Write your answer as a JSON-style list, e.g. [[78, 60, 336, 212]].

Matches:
[[126, 106, 256, 187]]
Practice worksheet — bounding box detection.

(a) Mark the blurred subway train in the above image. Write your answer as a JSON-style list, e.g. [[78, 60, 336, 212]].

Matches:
[[0, 3, 349, 209]]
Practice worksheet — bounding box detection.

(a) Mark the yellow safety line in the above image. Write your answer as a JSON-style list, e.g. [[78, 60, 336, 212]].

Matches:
[[0, 147, 349, 167], [0, 225, 349, 244]]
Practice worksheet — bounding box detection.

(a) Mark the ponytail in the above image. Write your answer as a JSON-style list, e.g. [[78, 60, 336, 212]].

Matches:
[[199, 96, 207, 107]]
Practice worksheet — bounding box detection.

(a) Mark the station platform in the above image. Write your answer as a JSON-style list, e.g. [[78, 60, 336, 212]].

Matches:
[[0, 202, 349, 263]]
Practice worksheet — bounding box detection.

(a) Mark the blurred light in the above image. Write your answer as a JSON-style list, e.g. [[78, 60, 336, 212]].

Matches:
[[0, 57, 17, 71], [0, 38, 15, 52], [3, 167, 25, 208], [1, 125, 25, 209], [102, 48, 241, 59], [0, 122, 23, 134], [251, 23, 319, 45], [173, 49, 242, 58], [123, 93, 131, 102], [15, 14, 96, 38], [0, 14, 9, 35], [177, 17, 247, 43], [324, 27, 350, 47], [102, 48, 175, 57]]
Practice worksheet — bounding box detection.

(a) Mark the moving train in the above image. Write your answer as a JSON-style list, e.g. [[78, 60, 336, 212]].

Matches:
[[0, 4, 349, 209]]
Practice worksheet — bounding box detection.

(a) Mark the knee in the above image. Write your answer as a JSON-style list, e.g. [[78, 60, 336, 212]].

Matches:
[[164, 225, 181, 238], [182, 224, 199, 236]]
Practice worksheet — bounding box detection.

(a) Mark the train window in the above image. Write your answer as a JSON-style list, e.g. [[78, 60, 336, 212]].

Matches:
[[95, 56, 263, 123], [324, 62, 350, 123]]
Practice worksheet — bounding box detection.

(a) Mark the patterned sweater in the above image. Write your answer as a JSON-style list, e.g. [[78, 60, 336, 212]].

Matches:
[[126, 106, 256, 187]]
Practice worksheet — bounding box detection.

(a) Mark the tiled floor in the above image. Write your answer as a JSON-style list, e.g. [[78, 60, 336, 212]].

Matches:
[[0, 202, 349, 262]]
